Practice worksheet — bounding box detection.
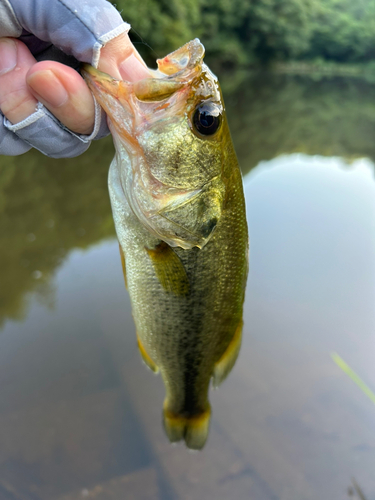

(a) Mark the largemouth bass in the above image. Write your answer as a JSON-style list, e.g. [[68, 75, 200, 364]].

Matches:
[[83, 39, 248, 450]]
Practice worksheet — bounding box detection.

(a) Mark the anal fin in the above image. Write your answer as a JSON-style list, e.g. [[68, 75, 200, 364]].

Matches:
[[137, 333, 159, 373], [146, 241, 189, 296], [212, 321, 243, 387]]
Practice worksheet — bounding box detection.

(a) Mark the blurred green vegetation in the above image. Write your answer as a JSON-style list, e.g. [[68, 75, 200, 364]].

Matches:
[[112, 0, 375, 68], [2, 74, 375, 324]]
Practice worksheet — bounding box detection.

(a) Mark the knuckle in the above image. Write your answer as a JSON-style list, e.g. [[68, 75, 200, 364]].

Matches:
[[0, 88, 36, 122]]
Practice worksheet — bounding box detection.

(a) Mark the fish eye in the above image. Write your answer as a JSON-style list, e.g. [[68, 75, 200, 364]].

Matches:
[[192, 103, 221, 136]]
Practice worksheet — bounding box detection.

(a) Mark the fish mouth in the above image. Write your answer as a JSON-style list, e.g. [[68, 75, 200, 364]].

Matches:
[[82, 73, 189, 115], [81, 40, 210, 143], [82, 39, 205, 108], [81, 64, 189, 139], [82, 38, 204, 83]]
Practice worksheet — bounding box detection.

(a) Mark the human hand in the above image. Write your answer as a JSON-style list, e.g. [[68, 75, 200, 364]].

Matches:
[[0, 0, 150, 158]]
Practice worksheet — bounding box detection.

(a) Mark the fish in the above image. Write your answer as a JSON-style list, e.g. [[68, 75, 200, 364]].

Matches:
[[82, 39, 249, 450]]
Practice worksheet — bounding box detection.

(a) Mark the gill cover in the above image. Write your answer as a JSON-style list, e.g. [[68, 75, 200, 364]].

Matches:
[[83, 39, 225, 249]]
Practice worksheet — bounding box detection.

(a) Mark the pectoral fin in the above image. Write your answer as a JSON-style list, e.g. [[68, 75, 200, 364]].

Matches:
[[146, 242, 189, 296], [137, 334, 159, 373], [212, 321, 243, 388], [119, 244, 128, 289]]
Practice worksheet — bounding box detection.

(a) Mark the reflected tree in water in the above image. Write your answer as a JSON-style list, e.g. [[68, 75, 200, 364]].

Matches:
[[0, 137, 115, 326], [222, 73, 375, 174]]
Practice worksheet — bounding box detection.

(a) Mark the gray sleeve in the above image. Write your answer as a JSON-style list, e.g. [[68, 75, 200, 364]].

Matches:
[[0, 0, 129, 157], [0, 118, 32, 155], [0, 0, 21, 37], [1, 99, 111, 158], [1, 0, 130, 66]]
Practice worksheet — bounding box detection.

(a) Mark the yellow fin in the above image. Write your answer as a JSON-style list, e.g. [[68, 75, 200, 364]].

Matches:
[[146, 242, 189, 296], [163, 403, 211, 450], [137, 334, 159, 373], [212, 321, 243, 388], [119, 244, 128, 289]]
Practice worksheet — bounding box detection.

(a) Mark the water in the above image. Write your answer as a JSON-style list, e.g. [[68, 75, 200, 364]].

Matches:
[[0, 74, 374, 499]]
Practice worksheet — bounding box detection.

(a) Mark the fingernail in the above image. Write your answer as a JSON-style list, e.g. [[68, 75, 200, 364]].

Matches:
[[0, 39, 17, 75], [119, 53, 151, 82], [27, 70, 68, 108]]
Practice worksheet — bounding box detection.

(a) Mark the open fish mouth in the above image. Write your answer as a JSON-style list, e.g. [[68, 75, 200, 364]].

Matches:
[[81, 38, 205, 109]]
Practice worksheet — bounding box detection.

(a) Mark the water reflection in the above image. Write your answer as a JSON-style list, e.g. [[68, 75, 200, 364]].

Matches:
[[1, 74, 375, 498], [0, 154, 374, 499], [223, 73, 375, 173], [0, 137, 115, 326], [2, 74, 375, 326]]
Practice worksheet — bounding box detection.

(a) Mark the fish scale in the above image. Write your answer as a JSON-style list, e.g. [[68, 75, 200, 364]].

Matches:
[[83, 38, 248, 449]]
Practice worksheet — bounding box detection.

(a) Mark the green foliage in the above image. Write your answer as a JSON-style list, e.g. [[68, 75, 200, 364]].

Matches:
[[111, 0, 375, 67], [245, 0, 314, 60], [307, 0, 375, 62], [197, 0, 314, 66], [112, 0, 201, 63]]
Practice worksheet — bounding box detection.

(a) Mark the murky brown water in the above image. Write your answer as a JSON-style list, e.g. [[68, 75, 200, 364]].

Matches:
[[0, 74, 374, 499]]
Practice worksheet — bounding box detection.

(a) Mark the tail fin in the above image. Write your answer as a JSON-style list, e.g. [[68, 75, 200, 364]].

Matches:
[[163, 403, 211, 450]]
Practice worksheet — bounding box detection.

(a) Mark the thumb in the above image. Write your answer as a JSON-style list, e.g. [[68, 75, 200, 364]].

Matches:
[[98, 32, 151, 82]]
